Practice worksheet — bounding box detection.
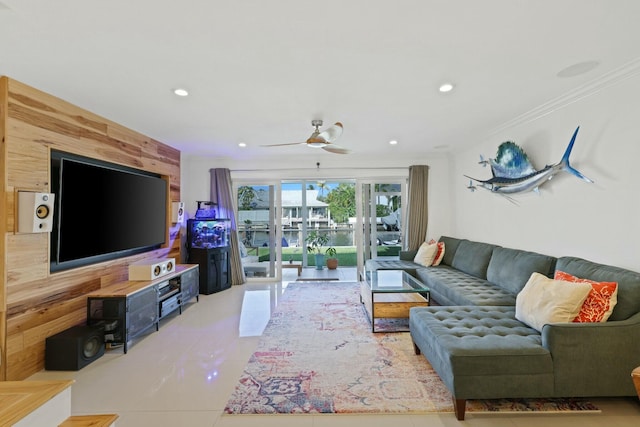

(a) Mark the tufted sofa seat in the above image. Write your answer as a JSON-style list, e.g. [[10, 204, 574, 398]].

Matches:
[[410, 306, 554, 418], [363, 258, 419, 276], [416, 266, 517, 306]]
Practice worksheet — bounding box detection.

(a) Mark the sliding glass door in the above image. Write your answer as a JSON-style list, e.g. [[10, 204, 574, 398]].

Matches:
[[281, 180, 357, 271], [234, 177, 404, 281]]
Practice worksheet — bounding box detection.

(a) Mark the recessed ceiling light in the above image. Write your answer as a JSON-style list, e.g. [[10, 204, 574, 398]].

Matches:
[[556, 60, 600, 78], [238, 142, 247, 148], [389, 140, 398, 145], [439, 83, 454, 93], [173, 88, 189, 97]]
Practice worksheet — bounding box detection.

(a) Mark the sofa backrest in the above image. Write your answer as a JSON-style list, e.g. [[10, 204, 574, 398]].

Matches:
[[487, 247, 557, 295], [451, 240, 498, 279], [438, 236, 464, 266], [556, 256, 640, 321]]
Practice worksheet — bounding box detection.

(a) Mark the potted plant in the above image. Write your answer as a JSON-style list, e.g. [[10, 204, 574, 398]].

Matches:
[[325, 246, 338, 270], [306, 231, 329, 270]]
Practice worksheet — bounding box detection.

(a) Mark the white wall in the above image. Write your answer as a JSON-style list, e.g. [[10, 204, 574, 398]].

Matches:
[[450, 66, 640, 271]]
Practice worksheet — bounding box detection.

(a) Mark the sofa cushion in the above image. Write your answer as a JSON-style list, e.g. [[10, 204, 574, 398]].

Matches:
[[416, 266, 517, 306], [429, 239, 446, 266], [487, 247, 557, 295], [554, 270, 618, 323], [451, 240, 498, 279], [414, 241, 439, 266], [515, 273, 592, 332], [438, 236, 463, 266], [557, 256, 640, 321]]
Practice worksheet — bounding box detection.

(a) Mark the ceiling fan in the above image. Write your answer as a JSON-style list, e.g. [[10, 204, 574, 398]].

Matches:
[[262, 120, 351, 154]]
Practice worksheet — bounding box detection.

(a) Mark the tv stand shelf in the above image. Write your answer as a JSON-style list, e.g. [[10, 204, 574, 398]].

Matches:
[[87, 264, 199, 353]]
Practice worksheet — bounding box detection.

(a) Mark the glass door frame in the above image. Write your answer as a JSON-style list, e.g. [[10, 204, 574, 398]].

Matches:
[[233, 180, 282, 282], [281, 180, 311, 269], [356, 178, 407, 279]]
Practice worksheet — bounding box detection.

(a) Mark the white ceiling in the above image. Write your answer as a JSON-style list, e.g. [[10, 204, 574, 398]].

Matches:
[[1, 1, 639, 162]]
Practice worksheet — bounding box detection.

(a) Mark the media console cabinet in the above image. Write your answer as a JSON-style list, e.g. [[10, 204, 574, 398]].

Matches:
[[86, 264, 199, 353]]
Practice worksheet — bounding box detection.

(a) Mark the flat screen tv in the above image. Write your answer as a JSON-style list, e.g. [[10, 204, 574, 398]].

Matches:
[[50, 150, 168, 272]]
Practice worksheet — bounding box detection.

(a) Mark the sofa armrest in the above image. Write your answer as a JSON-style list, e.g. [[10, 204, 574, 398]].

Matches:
[[541, 312, 640, 396], [400, 250, 417, 261]]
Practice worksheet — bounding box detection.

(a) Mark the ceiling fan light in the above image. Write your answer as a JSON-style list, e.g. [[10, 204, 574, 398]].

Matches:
[[439, 83, 454, 93], [173, 88, 189, 97], [307, 134, 328, 147], [307, 140, 327, 148]]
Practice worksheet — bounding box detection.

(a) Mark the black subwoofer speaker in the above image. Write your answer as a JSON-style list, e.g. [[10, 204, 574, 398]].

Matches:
[[45, 325, 105, 371]]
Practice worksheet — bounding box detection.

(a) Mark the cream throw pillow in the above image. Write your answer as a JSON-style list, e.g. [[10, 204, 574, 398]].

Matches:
[[515, 272, 592, 332], [414, 241, 438, 267]]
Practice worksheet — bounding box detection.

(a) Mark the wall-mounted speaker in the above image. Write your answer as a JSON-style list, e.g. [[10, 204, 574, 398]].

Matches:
[[45, 325, 105, 371], [128, 258, 176, 281], [171, 201, 185, 224], [18, 191, 55, 233]]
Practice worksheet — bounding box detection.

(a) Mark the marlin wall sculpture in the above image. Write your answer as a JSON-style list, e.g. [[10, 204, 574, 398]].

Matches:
[[465, 127, 594, 200]]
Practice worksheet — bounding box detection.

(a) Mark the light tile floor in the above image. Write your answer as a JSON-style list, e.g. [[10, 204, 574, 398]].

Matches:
[[28, 267, 640, 427]]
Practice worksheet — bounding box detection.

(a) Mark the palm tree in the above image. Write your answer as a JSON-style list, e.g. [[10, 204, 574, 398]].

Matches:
[[317, 180, 328, 198]]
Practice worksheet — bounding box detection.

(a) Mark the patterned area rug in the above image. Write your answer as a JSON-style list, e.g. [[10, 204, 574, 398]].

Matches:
[[224, 282, 599, 415]]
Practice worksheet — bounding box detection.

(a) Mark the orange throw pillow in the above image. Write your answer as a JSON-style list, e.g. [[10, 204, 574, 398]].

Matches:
[[428, 239, 445, 266], [554, 270, 618, 323]]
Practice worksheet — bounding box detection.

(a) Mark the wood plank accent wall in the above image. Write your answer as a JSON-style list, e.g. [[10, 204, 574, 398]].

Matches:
[[0, 76, 182, 380]]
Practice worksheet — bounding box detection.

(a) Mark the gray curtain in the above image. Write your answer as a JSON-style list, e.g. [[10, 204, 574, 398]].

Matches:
[[404, 165, 430, 251], [210, 168, 246, 285]]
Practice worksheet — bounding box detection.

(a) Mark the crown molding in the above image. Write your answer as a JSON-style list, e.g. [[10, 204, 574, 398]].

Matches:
[[488, 57, 640, 137]]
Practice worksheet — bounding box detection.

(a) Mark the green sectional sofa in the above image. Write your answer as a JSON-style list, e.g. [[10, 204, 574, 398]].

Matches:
[[366, 236, 640, 420]]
